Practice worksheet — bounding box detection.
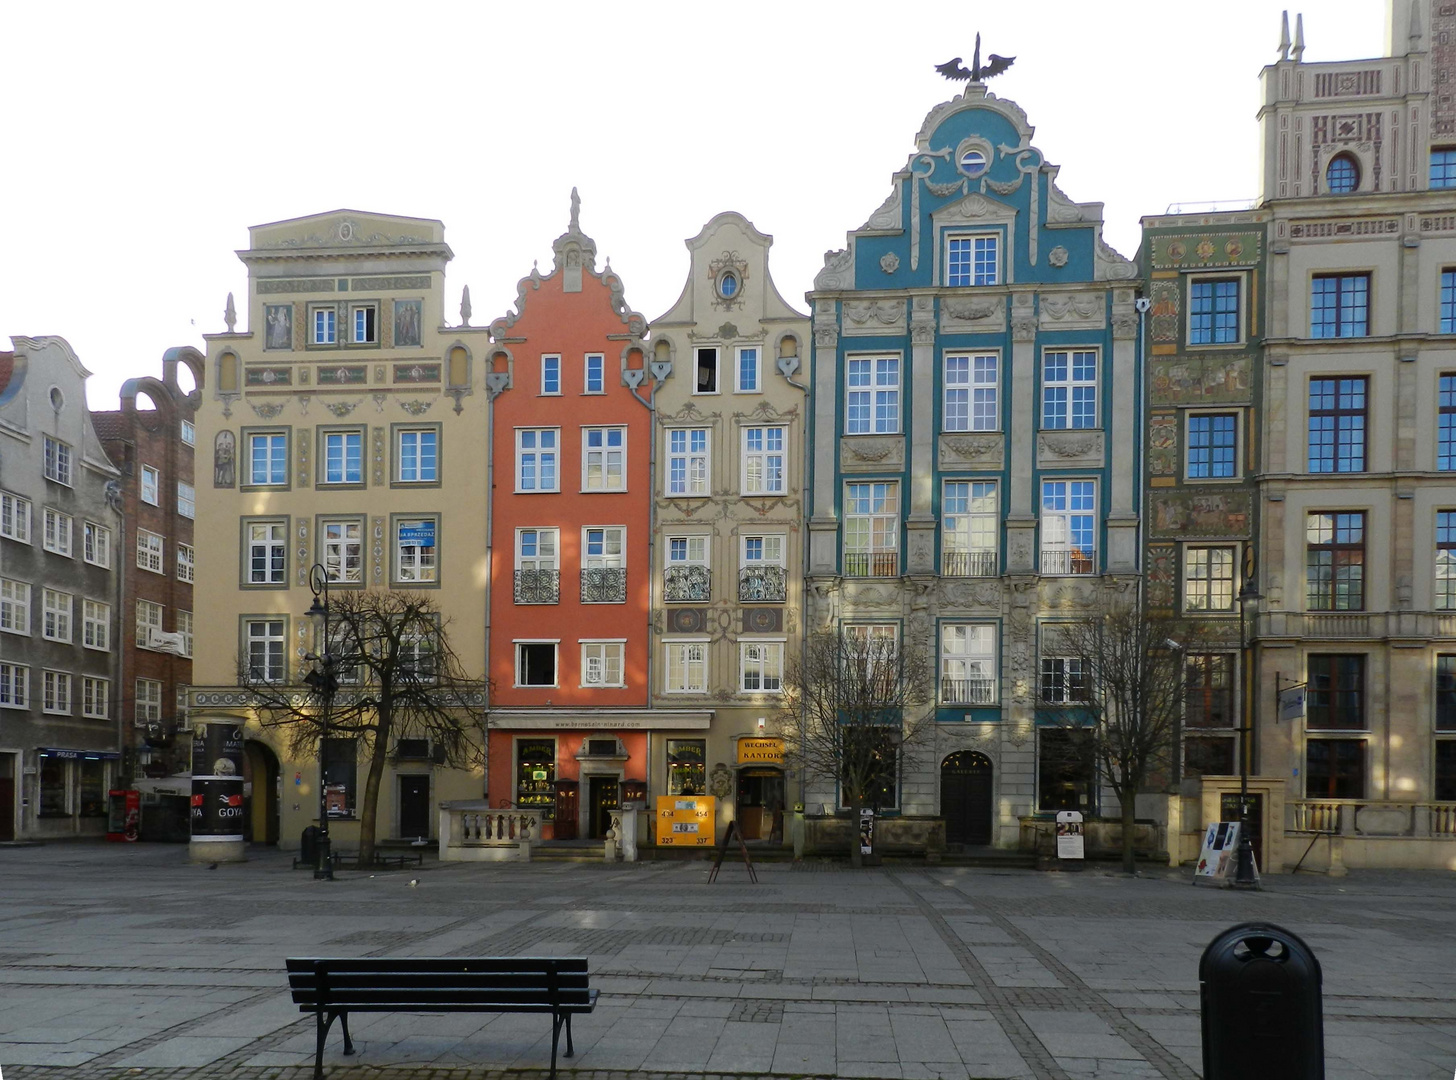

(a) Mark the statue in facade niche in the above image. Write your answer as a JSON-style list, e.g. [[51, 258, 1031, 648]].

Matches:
[[214, 430, 235, 488]]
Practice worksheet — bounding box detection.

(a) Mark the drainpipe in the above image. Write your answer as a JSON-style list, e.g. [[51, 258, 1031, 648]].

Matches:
[[777, 339, 810, 813], [482, 373, 497, 804], [622, 360, 655, 746], [106, 480, 127, 780]]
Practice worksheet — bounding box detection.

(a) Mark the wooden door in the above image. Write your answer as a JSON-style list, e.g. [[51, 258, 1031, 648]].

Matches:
[[0, 778, 13, 841], [398, 775, 431, 839], [941, 752, 994, 845]]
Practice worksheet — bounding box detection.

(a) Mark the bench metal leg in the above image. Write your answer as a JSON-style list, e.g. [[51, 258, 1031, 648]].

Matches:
[[339, 1011, 354, 1055], [564, 1012, 575, 1057], [314, 1010, 332, 1080], [550, 1012, 563, 1079]]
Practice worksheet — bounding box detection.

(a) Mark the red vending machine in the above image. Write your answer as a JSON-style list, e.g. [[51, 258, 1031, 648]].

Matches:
[[107, 789, 140, 842]]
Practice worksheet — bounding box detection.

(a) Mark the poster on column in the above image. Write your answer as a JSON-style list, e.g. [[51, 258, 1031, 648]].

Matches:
[[190, 723, 246, 839]]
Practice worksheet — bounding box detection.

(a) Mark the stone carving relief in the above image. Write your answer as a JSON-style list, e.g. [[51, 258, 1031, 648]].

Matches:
[[862, 183, 904, 232], [400, 399, 433, 416], [840, 435, 905, 472], [940, 296, 1005, 334], [815, 248, 854, 290], [371, 427, 386, 486], [880, 253, 901, 274], [1094, 236, 1138, 281], [371, 516, 386, 584], [938, 433, 1003, 471], [1038, 294, 1104, 330], [1010, 295, 1037, 342], [250, 401, 285, 420], [1047, 245, 1069, 267], [325, 400, 359, 418], [842, 299, 905, 332], [295, 427, 310, 488], [1006, 608, 1035, 705], [1037, 430, 1104, 468], [939, 580, 1003, 609]]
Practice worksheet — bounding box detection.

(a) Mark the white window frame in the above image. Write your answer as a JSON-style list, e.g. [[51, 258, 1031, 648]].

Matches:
[[1, 579, 30, 635], [1184, 544, 1238, 614], [944, 352, 999, 432], [177, 481, 195, 519], [1040, 479, 1097, 576], [395, 518, 438, 584], [311, 306, 337, 346], [1041, 349, 1100, 430], [42, 589, 72, 643], [180, 419, 195, 446], [667, 535, 709, 568], [43, 435, 73, 486], [351, 303, 378, 345], [177, 609, 193, 658], [43, 670, 72, 715], [694, 347, 720, 394], [1, 491, 32, 543], [245, 619, 286, 683], [541, 354, 562, 396], [177, 542, 195, 583], [582, 426, 626, 491], [940, 624, 998, 705], [740, 639, 785, 694], [516, 428, 560, 492], [137, 529, 165, 574], [515, 527, 560, 571], [946, 233, 1000, 288], [1040, 655, 1090, 705], [141, 465, 160, 505], [83, 599, 110, 652], [514, 639, 560, 688], [666, 427, 710, 496], [246, 521, 286, 585], [741, 426, 786, 495], [396, 428, 438, 483], [735, 346, 760, 393], [844, 481, 899, 576], [582, 526, 625, 569], [942, 480, 998, 576], [136, 599, 163, 649], [322, 430, 363, 485], [584, 353, 605, 394], [0, 663, 28, 708], [82, 676, 110, 719], [741, 534, 786, 568], [84, 521, 111, 568], [135, 678, 163, 723], [580, 639, 626, 688], [664, 639, 709, 693], [322, 520, 364, 584], [43, 507, 73, 557], [246, 431, 288, 487], [846, 356, 901, 435]]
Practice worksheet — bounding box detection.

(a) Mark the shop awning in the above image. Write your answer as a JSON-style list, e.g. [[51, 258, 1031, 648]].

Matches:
[[37, 747, 121, 760]]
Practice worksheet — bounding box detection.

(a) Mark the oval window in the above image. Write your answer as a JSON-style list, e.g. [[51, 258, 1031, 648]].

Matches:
[[719, 272, 738, 299], [1326, 155, 1359, 194], [960, 149, 988, 177]]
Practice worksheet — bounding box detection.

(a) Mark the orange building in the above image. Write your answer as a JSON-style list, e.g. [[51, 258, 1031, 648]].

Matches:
[[484, 193, 708, 840]]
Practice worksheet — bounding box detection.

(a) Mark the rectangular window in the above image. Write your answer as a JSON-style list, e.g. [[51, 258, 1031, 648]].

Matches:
[[667, 739, 706, 796], [846, 357, 901, 434], [1040, 656, 1089, 704], [0, 491, 32, 542], [1307, 654, 1365, 730], [665, 641, 708, 693], [739, 534, 786, 602], [136, 678, 162, 723], [581, 641, 625, 687], [1041, 480, 1096, 575], [516, 642, 558, 687], [312, 307, 337, 345], [1310, 273, 1370, 338], [943, 480, 1001, 576], [736, 347, 759, 392], [741, 640, 784, 693], [944, 353, 998, 432], [322, 520, 363, 584], [695, 347, 719, 393], [141, 465, 159, 505], [1439, 512, 1456, 610], [42, 589, 72, 643], [246, 619, 286, 683], [181, 419, 195, 446], [1439, 375, 1456, 469], [43, 671, 72, 715], [947, 234, 999, 287], [83, 599, 110, 651], [1188, 414, 1238, 479], [177, 542, 195, 583], [400, 625, 437, 684], [742, 426, 786, 495], [844, 624, 899, 685], [43, 508, 72, 557], [666, 428, 710, 495], [665, 535, 710, 602], [1306, 738, 1365, 799], [1432, 148, 1456, 188], [395, 518, 438, 584], [1185, 737, 1236, 779], [43, 435, 73, 485], [1306, 512, 1365, 611], [0, 663, 27, 708], [323, 431, 363, 485], [0, 579, 30, 635], [1038, 727, 1095, 813], [1442, 271, 1456, 334], [177, 609, 193, 658], [844, 481, 898, 577], [1041, 350, 1098, 429], [516, 429, 559, 491], [1184, 546, 1237, 613], [1186, 653, 1235, 726], [323, 737, 357, 816], [584, 353, 605, 393], [515, 738, 557, 819], [247, 432, 288, 486], [1436, 741, 1456, 801], [137, 528, 165, 574], [582, 526, 626, 604], [397, 428, 438, 483], [514, 528, 560, 604], [38, 756, 67, 816], [352, 304, 377, 344], [84, 521, 111, 567], [941, 624, 997, 704], [542, 354, 561, 395], [136, 599, 163, 648], [582, 426, 626, 491], [177, 482, 195, 518], [1190, 278, 1241, 345], [246, 521, 286, 585], [1438, 656, 1456, 731], [82, 677, 109, 719], [1307, 377, 1367, 473]]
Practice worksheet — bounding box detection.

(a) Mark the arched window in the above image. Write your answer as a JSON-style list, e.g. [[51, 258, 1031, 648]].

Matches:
[[1326, 154, 1359, 194]]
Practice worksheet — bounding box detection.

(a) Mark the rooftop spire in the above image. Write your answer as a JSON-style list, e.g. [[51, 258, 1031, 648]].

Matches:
[[570, 187, 581, 231], [1292, 12, 1305, 61], [1278, 10, 1291, 60]]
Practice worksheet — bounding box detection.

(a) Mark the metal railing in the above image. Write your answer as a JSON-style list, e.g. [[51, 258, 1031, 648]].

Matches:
[[843, 550, 898, 577], [940, 677, 996, 704], [739, 564, 787, 602], [580, 566, 626, 604], [1040, 548, 1094, 576], [941, 549, 997, 577], [513, 569, 559, 604], [664, 564, 711, 602]]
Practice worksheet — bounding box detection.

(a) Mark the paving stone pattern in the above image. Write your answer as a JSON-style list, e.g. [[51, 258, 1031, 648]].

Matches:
[[2, 845, 1455, 1079]]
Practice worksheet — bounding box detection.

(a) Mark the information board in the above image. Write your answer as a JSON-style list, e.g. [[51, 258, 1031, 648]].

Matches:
[[1055, 810, 1085, 859], [656, 795, 715, 846]]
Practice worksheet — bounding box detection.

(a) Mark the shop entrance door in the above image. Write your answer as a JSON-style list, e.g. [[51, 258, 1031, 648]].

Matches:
[[587, 775, 619, 839], [941, 751, 994, 846], [398, 775, 431, 840], [242, 741, 280, 845], [1220, 791, 1264, 871], [0, 755, 13, 841], [735, 769, 785, 842]]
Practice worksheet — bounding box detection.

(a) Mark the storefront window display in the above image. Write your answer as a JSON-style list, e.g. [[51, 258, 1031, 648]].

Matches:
[[78, 759, 106, 817], [38, 757, 67, 817], [667, 739, 705, 795], [323, 737, 357, 816], [517, 738, 556, 820]]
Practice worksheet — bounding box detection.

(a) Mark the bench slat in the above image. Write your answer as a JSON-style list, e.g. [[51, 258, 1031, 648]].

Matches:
[[287, 956, 587, 974], [291, 990, 593, 1005]]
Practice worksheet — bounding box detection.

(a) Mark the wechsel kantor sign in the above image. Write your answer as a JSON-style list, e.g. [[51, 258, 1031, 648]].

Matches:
[[736, 737, 784, 766]]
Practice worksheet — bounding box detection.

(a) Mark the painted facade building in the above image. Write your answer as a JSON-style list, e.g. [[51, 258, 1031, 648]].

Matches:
[[646, 211, 810, 844], [1247, 1, 1456, 869], [0, 336, 123, 840], [805, 84, 1141, 847], [190, 210, 490, 849]]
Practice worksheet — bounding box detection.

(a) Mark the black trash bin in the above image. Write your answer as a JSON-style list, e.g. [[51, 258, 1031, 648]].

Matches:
[[300, 825, 319, 867], [1200, 921, 1323, 1079]]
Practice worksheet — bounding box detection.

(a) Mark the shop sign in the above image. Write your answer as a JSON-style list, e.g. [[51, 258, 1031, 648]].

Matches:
[[397, 521, 436, 547], [736, 737, 784, 766], [1195, 821, 1242, 880], [190, 722, 245, 840], [657, 795, 715, 846]]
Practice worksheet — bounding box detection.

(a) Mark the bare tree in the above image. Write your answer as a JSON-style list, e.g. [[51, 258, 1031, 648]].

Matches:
[[1038, 594, 1200, 874], [239, 589, 486, 864], [779, 627, 935, 866]]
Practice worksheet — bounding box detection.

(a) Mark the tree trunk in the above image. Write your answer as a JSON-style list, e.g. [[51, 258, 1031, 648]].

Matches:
[[358, 712, 391, 865], [848, 790, 863, 868], [1120, 787, 1138, 875]]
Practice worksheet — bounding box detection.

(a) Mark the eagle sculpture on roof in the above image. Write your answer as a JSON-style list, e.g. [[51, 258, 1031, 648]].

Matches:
[[936, 33, 1015, 83]]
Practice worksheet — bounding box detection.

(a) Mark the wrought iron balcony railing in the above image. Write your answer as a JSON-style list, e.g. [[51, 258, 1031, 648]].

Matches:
[[941, 549, 997, 577], [1040, 548, 1095, 576], [738, 564, 787, 602], [664, 564, 711, 602], [940, 677, 997, 705], [843, 550, 898, 577], [513, 569, 560, 604], [580, 566, 626, 604]]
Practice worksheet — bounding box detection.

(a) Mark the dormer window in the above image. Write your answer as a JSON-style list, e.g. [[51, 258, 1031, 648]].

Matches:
[[717, 271, 739, 300], [1326, 154, 1359, 194], [959, 149, 988, 177], [947, 235, 999, 287]]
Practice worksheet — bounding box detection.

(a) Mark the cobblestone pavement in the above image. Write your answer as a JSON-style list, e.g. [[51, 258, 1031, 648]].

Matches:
[[2, 844, 1455, 1079]]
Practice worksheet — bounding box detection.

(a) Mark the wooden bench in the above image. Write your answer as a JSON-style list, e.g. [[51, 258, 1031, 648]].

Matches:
[[285, 956, 597, 1080]]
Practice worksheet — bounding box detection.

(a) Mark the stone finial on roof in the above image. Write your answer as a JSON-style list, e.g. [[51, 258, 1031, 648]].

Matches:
[[460, 285, 472, 327], [224, 292, 237, 333], [1278, 11, 1291, 60], [1292, 13, 1305, 62]]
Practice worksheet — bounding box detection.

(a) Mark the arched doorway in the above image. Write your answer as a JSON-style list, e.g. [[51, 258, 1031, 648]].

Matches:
[[941, 751, 994, 846], [242, 741, 280, 845]]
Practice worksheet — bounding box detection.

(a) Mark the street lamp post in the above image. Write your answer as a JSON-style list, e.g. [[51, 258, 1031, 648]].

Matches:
[[1234, 574, 1263, 889], [304, 563, 339, 881]]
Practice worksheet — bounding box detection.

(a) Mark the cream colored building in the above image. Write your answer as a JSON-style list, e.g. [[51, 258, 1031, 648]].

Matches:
[[1252, 2, 1456, 869], [191, 210, 490, 851], [646, 212, 809, 844]]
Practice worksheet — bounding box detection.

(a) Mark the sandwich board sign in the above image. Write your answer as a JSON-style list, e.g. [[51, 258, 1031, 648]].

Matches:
[[1194, 821, 1257, 883], [1055, 810, 1085, 859]]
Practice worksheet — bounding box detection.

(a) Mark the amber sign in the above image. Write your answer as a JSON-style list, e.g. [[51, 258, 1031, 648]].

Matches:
[[736, 737, 784, 765], [657, 795, 715, 846]]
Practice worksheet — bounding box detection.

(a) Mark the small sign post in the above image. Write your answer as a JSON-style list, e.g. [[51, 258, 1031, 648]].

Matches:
[[1055, 810, 1085, 862]]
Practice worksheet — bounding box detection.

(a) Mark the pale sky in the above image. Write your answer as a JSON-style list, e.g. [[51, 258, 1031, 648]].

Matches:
[[1, 0, 1387, 410]]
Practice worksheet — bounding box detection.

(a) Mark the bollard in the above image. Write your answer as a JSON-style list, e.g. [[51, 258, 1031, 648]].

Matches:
[[300, 825, 319, 868], [1200, 921, 1324, 1079]]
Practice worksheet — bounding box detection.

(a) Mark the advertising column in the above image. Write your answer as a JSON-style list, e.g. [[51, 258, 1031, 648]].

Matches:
[[188, 721, 247, 863]]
